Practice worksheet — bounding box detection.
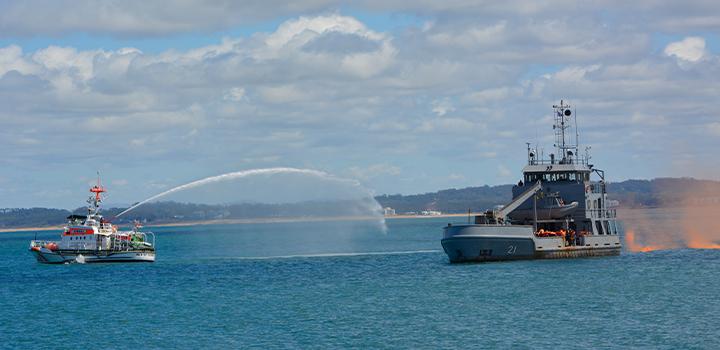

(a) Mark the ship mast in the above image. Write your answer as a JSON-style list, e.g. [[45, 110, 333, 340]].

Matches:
[[552, 100, 579, 164], [88, 172, 106, 216]]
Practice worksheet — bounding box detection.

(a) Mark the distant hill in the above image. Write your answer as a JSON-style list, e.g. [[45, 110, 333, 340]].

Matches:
[[0, 200, 381, 229], [1, 177, 719, 229], [375, 185, 513, 214], [607, 178, 720, 208]]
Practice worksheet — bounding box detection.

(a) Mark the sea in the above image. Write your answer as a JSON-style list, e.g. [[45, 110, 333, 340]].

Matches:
[[1, 215, 718, 349]]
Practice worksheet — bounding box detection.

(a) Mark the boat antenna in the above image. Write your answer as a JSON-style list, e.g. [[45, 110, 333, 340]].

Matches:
[[574, 106, 579, 162], [526, 142, 531, 164], [88, 171, 106, 215], [552, 100, 577, 164]]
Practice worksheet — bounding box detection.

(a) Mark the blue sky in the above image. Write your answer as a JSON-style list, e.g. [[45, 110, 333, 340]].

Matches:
[[1, 1, 719, 208]]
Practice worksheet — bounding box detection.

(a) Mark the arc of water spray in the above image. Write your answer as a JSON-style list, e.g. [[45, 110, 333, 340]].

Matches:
[[114, 167, 382, 220]]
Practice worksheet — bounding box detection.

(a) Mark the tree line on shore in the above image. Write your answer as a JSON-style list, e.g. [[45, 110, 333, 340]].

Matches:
[[1, 177, 718, 229]]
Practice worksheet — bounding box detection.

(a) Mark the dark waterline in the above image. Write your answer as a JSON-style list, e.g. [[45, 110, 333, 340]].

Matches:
[[1, 217, 718, 349]]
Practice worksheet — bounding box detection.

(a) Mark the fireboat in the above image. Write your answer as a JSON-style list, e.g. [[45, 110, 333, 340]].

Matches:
[[29, 176, 155, 264], [441, 100, 622, 262]]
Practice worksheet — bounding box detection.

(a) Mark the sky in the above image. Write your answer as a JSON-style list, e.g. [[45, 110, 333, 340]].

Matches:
[[1, 1, 719, 208]]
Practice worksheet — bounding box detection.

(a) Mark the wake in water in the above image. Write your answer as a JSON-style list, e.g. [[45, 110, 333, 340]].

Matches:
[[115, 167, 387, 232]]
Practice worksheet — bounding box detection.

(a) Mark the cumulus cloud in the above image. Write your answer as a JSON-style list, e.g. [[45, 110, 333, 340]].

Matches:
[[1, 6, 720, 206], [348, 163, 401, 181], [664, 36, 707, 62], [431, 98, 455, 116], [223, 87, 246, 102]]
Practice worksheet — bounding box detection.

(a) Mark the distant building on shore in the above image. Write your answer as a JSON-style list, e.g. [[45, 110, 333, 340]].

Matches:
[[383, 207, 396, 216], [421, 210, 442, 216]]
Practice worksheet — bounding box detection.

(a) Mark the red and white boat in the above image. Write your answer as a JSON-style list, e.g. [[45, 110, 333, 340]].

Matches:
[[29, 177, 155, 264]]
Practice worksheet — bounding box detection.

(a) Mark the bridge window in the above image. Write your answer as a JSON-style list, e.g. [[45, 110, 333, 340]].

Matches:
[[525, 172, 587, 183]]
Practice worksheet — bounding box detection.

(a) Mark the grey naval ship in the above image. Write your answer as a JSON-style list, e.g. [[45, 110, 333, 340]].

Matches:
[[441, 100, 622, 263]]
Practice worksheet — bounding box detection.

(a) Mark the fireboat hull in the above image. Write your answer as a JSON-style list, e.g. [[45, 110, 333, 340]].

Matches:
[[441, 224, 621, 263], [29, 247, 155, 264]]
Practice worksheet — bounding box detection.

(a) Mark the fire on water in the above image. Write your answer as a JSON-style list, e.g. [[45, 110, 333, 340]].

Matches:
[[625, 230, 666, 252], [625, 229, 720, 252]]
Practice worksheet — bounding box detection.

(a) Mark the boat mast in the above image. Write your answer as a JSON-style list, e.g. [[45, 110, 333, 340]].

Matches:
[[552, 100, 578, 164], [88, 172, 106, 216]]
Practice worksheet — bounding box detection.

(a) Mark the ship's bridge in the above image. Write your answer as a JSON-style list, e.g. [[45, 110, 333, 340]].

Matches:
[[522, 162, 591, 183]]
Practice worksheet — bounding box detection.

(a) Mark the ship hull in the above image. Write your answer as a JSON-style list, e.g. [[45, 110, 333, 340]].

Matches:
[[30, 248, 155, 264], [441, 236, 536, 262], [441, 224, 621, 263]]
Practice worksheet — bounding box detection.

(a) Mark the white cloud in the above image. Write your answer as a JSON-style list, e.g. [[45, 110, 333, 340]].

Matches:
[[2, 8, 720, 206], [264, 14, 382, 51], [427, 21, 507, 49], [630, 113, 669, 126], [664, 36, 707, 62], [258, 85, 308, 104], [550, 65, 601, 82], [431, 98, 455, 116], [462, 87, 520, 105], [0, 45, 39, 76], [418, 117, 482, 133], [348, 163, 401, 181], [223, 87, 246, 102]]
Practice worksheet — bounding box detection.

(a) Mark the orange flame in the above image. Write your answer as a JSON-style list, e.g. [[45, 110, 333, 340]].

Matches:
[[680, 189, 720, 249], [625, 229, 665, 252], [622, 181, 720, 251]]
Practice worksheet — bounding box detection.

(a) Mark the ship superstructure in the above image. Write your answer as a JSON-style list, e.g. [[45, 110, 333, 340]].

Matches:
[[29, 176, 155, 264], [441, 101, 621, 262]]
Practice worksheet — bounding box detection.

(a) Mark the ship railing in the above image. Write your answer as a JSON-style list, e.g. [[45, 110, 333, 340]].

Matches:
[[109, 231, 155, 251], [586, 209, 616, 219], [528, 156, 590, 166]]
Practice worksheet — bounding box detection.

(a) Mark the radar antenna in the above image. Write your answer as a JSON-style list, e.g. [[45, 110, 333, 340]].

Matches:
[[552, 100, 579, 164], [88, 171, 106, 215]]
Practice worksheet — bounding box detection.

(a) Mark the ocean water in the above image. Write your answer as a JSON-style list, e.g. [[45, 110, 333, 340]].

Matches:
[[1, 216, 718, 349]]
